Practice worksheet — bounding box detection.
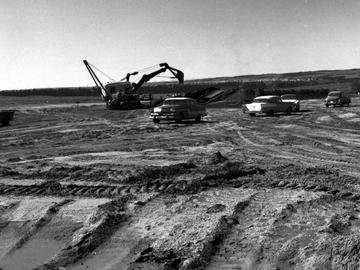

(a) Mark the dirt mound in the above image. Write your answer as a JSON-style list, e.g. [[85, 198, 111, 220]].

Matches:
[[267, 163, 359, 194], [206, 204, 226, 214], [133, 247, 183, 269], [201, 161, 266, 183], [125, 163, 197, 184], [207, 151, 228, 164]]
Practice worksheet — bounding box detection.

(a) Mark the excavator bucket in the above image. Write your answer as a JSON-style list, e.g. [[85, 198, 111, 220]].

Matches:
[[174, 70, 184, 84]]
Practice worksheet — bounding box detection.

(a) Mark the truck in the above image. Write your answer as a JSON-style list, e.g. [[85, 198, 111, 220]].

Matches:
[[324, 91, 351, 107], [0, 110, 15, 126]]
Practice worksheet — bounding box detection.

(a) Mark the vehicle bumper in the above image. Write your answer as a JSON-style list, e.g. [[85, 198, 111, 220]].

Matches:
[[324, 101, 339, 106], [150, 113, 177, 120], [242, 107, 267, 114]]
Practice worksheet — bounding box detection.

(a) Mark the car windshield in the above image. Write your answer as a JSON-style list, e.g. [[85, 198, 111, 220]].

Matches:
[[281, 94, 296, 99], [253, 98, 270, 103], [140, 95, 151, 100], [328, 92, 340, 97], [163, 100, 187, 105]]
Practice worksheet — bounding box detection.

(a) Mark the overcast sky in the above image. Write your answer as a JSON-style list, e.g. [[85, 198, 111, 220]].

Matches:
[[1, 0, 360, 90]]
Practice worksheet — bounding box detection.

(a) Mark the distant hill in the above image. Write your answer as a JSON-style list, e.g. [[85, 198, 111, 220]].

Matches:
[[1, 68, 360, 99], [182, 68, 360, 84]]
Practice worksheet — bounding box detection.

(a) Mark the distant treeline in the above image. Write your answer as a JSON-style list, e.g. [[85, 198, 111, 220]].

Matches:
[[262, 88, 330, 99], [0, 82, 240, 97], [138, 81, 240, 94], [1, 78, 359, 100], [0, 87, 99, 97]]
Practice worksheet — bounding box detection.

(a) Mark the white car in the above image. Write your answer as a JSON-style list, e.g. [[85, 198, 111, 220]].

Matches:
[[281, 94, 300, 112], [243, 95, 294, 116]]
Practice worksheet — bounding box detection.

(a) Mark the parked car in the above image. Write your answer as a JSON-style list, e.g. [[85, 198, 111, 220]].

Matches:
[[281, 94, 300, 111], [324, 91, 351, 107], [243, 95, 294, 116], [0, 110, 15, 126], [150, 97, 207, 123]]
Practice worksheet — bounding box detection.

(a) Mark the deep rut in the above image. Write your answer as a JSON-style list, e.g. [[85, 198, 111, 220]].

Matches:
[[207, 189, 359, 270]]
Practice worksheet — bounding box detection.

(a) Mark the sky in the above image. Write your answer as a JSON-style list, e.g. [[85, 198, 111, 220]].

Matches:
[[1, 0, 360, 90]]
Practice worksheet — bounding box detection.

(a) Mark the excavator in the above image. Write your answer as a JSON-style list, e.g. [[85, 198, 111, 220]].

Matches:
[[83, 60, 184, 110]]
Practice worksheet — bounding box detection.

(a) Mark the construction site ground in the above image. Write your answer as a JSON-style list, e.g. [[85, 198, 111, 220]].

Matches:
[[1, 96, 360, 269]]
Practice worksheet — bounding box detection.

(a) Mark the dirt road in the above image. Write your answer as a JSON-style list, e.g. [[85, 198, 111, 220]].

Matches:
[[1, 97, 360, 269]]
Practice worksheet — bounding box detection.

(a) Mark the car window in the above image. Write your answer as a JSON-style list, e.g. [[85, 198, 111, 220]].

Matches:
[[254, 98, 270, 103], [282, 94, 296, 99], [163, 100, 186, 105]]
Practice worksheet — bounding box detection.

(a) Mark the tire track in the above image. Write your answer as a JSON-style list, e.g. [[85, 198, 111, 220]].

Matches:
[[233, 122, 360, 175], [6, 199, 73, 254], [207, 189, 356, 270]]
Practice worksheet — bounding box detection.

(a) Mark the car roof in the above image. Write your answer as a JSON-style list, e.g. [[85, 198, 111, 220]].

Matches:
[[165, 97, 192, 101], [254, 95, 279, 99], [329, 91, 341, 94]]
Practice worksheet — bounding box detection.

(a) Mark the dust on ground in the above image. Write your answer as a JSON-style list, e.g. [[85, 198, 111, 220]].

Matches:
[[1, 96, 360, 269]]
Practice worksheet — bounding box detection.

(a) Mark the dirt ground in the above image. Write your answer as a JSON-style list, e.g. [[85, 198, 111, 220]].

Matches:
[[1, 96, 360, 269]]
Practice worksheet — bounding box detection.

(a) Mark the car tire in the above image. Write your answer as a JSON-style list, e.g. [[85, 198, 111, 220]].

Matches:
[[175, 113, 183, 123], [286, 107, 292, 115], [266, 110, 274, 116], [1, 119, 10, 126], [153, 119, 160, 124], [249, 113, 256, 117], [325, 104, 329, 108], [195, 115, 201, 122]]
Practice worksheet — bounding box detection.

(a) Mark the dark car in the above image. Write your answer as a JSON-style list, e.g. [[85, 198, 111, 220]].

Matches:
[[150, 97, 207, 123], [324, 91, 351, 107], [0, 110, 15, 126]]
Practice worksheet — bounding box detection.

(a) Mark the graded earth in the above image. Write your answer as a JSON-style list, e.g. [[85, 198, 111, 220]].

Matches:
[[1, 96, 360, 270]]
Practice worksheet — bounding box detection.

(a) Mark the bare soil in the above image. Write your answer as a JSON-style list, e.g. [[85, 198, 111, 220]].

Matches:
[[1, 97, 360, 269]]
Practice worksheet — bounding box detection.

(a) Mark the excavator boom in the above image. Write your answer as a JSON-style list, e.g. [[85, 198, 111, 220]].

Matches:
[[130, 62, 184, 92], [83, 60, 111, 101]]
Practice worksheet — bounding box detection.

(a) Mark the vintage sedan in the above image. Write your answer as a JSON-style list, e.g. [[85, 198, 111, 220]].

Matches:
[[281, 94, 300, 111], [150, 97, 207, 123], [243, 95, 294, 116], [324, 91, 351, 107]]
